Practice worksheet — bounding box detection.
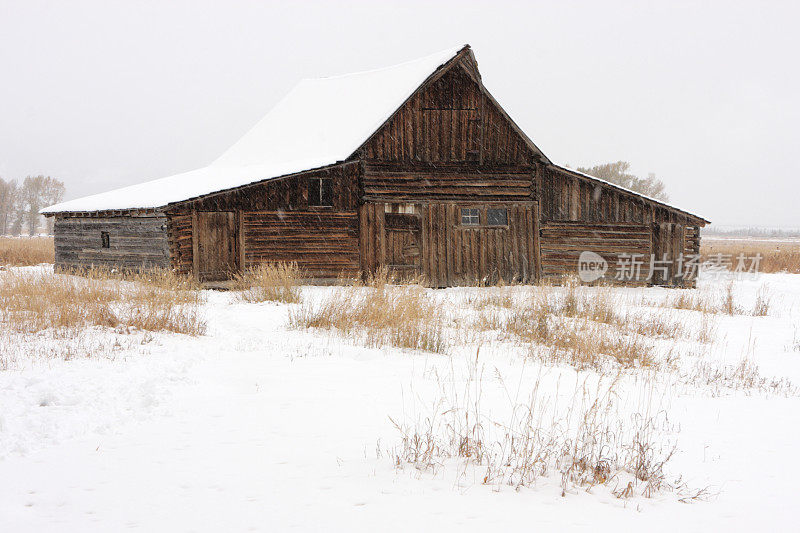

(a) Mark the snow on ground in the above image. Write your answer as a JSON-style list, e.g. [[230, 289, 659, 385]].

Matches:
[[1, 269, 799, 531]]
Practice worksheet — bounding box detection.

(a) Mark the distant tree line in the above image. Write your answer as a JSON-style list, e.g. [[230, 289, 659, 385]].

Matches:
[[702, 227, 800, 238], [0, 176, 65, 235], [575, 161, 669, 202]]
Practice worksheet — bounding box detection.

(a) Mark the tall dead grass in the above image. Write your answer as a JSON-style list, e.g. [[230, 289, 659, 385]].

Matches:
[[0, 236, 54, 266], [658, 282, 772, 317], [390, 358, 686, 499], [233, 262, 303, 304], [289, 282, 446, 353], [0, 269, 205, 336], [701, 239, 800, 274]]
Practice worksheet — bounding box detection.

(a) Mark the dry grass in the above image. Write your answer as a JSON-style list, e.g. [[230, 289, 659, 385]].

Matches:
[[479, 284, 699, 370], [658, 282, 772, 317], [683, 357, 797, 397], [289, 283, 446, 353], [390, 359, 686, 499], [662, 290, 718, 314], [233, 262, 303, 304], [0, 236, 54, 266], [0, 269, 205, 336], [701, 239, 800, 274]]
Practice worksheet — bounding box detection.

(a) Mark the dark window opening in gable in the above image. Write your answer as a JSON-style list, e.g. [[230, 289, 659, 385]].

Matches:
[[101, 231, 110, 249], [461, 208, 479, 225], [487, 208, 508, 226], [309, 177, 333, 207]]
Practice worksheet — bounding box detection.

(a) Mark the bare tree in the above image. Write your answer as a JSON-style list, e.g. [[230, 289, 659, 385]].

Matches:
[[20, 176, 66, 235], [22, 176, 43, 236], [40, 177, 65, 234], [576, 161, 670, 202], [10, 184, 25, 236], [0, 177, 18, 235]]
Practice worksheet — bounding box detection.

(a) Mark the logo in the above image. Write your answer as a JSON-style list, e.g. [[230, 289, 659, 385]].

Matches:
[[578, 251, 608, 282]]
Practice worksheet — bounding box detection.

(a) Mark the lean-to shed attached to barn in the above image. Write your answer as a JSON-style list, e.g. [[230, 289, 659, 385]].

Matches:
[[43, 45, 708, 287]]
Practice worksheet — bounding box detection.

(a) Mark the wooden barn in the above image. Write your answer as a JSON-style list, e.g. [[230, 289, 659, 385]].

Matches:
[[43, 45, 707, 287]]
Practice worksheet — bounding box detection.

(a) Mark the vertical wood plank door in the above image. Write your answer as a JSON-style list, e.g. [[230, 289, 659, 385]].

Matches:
[[384, 213, 422, 280], [196, 211, 237, 282], [422, 202, 537, 287]]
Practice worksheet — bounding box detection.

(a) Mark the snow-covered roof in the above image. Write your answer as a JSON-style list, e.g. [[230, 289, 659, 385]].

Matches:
[[42, 44, 706, 223], [42, 45, 465, 214]]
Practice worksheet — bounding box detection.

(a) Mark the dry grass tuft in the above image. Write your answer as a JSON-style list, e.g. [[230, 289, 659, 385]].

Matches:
[[684, 358, 797, 396], [233, 262, 303, 304], [752, 284, 772, 316], [289, 284, 446, 353], [0, 236, 54, 266]]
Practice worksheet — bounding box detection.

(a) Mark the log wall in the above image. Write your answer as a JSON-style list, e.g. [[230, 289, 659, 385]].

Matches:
[[243, 211, 360, 278], [540, 222, 652, 284], [362, 163, 534, 203], [165, 162, 361, 280], [54, 215, 170, 271]]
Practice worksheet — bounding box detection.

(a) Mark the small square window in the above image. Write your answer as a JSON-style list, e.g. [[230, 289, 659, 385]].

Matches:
[[461, 208, 480, 225], [101, 231, 110, 248], [487, 208, 508, 226], [309, 177, 333, 207]]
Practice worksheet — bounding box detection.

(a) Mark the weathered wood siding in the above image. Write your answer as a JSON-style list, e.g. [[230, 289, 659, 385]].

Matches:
[[540, 166, 702, 227], [424, 203, 538, 287], [361, 60, 537, 167], [54, 215, 169, 271], [538, 166, 706, 286], [166, 162, 361, 280], [167, 213, 193, 275], [243, 211, 359, 278], [540, 222, 652, 284], [361, 201, 538, 286], [362, 164, 534, 203]]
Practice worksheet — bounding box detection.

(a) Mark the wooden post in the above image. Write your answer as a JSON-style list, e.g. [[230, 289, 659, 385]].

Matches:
[[237, 210, 246, 272], [191, 210, 199, 281], [532, 202, 541, 283]]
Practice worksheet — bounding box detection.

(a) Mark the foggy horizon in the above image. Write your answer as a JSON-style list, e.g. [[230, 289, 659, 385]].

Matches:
[[1, 0, 797, 227]]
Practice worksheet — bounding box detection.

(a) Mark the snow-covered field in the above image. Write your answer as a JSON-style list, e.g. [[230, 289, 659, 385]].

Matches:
[[1, 267, 799, 532]]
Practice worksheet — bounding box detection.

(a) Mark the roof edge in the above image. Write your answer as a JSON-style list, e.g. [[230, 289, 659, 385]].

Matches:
[[551, 164, 709, 224]]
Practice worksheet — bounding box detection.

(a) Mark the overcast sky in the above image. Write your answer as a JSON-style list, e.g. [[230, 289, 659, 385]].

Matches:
[[1, 0, 797, 227]]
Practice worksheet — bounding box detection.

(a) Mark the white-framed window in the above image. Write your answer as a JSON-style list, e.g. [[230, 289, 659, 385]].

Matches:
[[461, 208, 480, 225]]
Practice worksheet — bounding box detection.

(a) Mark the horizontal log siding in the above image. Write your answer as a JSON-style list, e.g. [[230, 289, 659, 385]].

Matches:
[[165, 163, 362, 280], [176, 162, 360, 213], [167, 213, 193, 274], [684, 226, 700, 257], [243, 211, 359, 278], [540, 222, 652, 285], [363, 165, 534, 203], [54, 215, 170, 271]]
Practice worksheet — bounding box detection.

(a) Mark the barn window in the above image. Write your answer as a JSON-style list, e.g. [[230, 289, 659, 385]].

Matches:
[[461, 208, 480, 225], [309, 177, 333, 207], [100, 231, 110, 248], [487, 208, 508, 226]]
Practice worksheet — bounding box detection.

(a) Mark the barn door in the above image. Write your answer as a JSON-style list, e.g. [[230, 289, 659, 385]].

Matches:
[[384, 209, 421, 280], [195, 211, 237, 282]]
